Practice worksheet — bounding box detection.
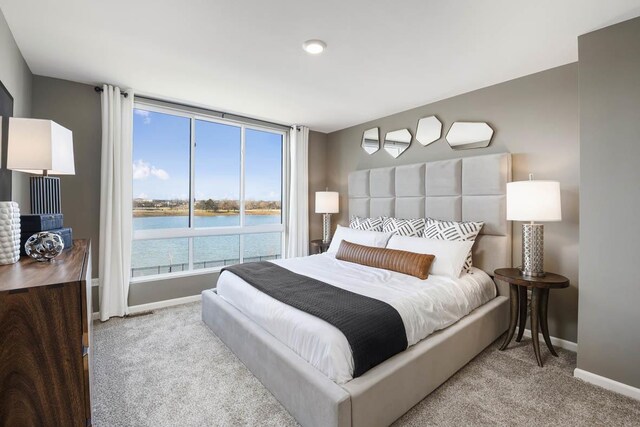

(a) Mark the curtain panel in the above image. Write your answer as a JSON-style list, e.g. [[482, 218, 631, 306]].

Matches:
[[99, 85, 134, 321], [286, 125, 309, 258]]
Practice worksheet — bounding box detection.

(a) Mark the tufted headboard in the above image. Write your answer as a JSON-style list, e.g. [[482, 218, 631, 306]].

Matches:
[[348, 153, 512, 275]]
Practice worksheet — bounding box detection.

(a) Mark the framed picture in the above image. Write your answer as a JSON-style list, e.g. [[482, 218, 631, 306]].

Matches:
[[0, 80, 14, 200]]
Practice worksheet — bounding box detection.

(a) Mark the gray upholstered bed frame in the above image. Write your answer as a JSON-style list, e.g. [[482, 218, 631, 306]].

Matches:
[[202, 153, 512, 427]]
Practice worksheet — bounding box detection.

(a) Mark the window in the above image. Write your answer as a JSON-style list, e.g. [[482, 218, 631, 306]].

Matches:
[[131, 102, 286, 280]]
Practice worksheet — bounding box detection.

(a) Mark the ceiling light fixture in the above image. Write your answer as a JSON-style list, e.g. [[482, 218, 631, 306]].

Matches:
[[302, 39, 326, 54]]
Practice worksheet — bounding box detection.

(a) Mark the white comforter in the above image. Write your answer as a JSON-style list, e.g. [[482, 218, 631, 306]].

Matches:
[[216, 253, 496, 384]]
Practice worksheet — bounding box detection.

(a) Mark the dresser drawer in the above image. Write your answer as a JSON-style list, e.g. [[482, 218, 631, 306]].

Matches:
[[0, 284, 85, 426]]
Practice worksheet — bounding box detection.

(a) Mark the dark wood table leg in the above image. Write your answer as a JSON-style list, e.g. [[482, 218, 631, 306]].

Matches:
[[539, 288, 558, 357], [530, 288, 543, 367], [500, 284, 519, 351], [516, 286, 528, 342]]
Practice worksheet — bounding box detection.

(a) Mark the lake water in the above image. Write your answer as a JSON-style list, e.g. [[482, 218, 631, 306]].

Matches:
[[131, 214, 282, 277]]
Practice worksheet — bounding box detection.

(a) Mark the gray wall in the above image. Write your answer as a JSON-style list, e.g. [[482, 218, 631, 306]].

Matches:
[[577, 17, 640, 388], [128, 272, 218, 307], [0, 8, 32, 206], [308, 130, 327, 241], [31, 76, 102, 276], [326, 63, 580, 343]]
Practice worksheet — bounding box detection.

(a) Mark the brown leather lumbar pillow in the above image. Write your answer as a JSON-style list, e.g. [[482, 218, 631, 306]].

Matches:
[[335, 240, 435, 280]]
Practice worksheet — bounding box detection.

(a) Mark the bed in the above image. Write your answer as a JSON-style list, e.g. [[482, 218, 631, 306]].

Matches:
[[202, 153, 512, 427]]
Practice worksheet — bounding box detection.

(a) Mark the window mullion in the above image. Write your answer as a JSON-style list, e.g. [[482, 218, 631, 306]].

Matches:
[[240, 125, 246, 227], [281, 132, 288, 259], [239, 125, 246, 262], [188, 116, 196, 270]]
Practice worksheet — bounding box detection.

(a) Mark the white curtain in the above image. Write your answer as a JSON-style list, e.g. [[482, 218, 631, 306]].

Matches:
[[99, 85, 134, 321], [286, 125, 309, 258]]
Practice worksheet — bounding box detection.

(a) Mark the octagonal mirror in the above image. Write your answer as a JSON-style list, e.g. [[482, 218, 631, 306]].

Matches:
[[384, 129, 411, 159], [446, 122, 494, 150], [416, 116, 442, 146], [361, 127, 380, 155]]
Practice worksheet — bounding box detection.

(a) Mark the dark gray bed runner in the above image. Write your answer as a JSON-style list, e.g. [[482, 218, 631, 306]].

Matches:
[[221, 261, 408, 378]]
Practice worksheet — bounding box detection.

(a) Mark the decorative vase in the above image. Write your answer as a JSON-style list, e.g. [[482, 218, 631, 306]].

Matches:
[[0, 201, 21, 265], [25, 231, 65, 263]]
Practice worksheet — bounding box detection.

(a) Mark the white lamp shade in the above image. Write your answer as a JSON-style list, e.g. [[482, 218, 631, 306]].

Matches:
[[507, 180, 562, 222], [7, 118, 75, 175], [315, 191, 339, 214]]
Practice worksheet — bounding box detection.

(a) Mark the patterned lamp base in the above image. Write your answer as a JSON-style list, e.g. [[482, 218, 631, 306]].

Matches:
[[30, 176, 62, 214], [521, 223, 545, 277], [322, 213, 332, 244]]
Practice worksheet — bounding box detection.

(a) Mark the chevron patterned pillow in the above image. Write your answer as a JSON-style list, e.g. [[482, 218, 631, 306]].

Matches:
[[382, 217, 427, 237], [349, 216, 384, 231], [423, 218, 484, 273]]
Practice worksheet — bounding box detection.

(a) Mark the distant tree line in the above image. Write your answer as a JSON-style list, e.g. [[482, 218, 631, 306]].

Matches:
[[133, 199, 187, 209], [245, 200, 281, 210], [195, 199, 281, 212], [195, 199, 239, 212], [133, 198, 280, 212]]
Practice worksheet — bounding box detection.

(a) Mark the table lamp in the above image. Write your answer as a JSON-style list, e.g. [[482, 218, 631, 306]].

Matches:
[[7, 118, 75, 214], [315, 190, 339, 244], [506, 174, 561, 277]]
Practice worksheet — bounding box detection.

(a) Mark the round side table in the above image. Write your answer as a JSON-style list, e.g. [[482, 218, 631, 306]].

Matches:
[[310, 239, 330, 255], [494, 268, 569, 367]]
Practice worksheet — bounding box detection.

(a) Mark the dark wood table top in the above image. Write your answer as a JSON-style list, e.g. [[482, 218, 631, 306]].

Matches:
[[0, 239, 89, 292], [494, 268, 569, 289]]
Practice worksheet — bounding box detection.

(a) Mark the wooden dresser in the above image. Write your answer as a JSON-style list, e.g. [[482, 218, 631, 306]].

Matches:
[[0, 240, 93, 427]]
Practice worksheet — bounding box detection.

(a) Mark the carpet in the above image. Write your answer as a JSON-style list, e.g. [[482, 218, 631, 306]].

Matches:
[[93, 302, 640, 426]]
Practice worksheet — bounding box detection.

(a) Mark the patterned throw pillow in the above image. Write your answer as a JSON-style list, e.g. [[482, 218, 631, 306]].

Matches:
[[423, 218, 484, 272], [349, 216, 384, 232], [382, 217, 427, 237]]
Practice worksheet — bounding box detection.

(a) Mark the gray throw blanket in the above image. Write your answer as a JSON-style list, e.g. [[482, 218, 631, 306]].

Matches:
[[221, 261, 408, 377]]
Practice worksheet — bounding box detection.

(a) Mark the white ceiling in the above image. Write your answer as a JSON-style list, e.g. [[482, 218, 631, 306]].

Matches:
[[2, 0, 640, 132]]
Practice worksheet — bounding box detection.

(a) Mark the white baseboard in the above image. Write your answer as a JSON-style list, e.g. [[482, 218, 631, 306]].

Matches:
[[574, 368, 640, 401], [522, 329, 578, 352], [92, 294, 202, 321]]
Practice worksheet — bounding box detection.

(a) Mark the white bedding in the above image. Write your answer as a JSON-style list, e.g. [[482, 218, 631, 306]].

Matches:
[[216, 253, 496, 384]]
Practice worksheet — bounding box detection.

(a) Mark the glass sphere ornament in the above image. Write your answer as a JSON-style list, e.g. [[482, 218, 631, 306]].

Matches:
[[25, 232, 65, 262]]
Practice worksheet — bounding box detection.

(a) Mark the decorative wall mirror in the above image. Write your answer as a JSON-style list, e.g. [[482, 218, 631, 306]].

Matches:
[[446, 122, 494, 150], [415, 116, 442, 146], [361, 127, 380, 154], [383, 129, 411, 158]]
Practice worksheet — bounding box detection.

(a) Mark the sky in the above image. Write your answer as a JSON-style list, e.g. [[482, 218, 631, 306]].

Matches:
[[132, 108, 283, 201]]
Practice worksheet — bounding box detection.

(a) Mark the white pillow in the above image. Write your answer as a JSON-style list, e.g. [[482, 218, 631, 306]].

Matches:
[[327, 225, 393, 254], [386, 235, 474, 278], [423, 218, 484, 272]]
